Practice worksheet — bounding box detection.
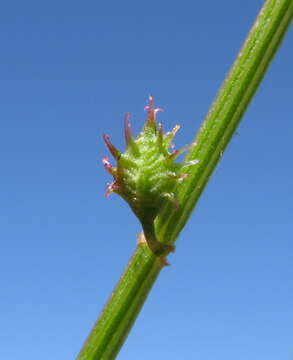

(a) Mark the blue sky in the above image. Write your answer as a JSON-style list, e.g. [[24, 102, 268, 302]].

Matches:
[[1, 1, 292, 359]]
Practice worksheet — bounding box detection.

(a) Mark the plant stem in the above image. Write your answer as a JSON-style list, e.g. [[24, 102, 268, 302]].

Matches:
[[77, 243, 161, 360], [77, 1, 293, 359], [157, 0, 293, 245]]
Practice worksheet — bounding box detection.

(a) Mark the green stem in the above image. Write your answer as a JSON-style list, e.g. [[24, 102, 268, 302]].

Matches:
[[157, 0, 293, 244], [78, 244, 161, 360], [77, 1, 293, 359]]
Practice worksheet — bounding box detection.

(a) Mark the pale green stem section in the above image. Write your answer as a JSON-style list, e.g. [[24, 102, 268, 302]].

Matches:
[[77, 243, 160, 360], [77, 1, 293, 359], [157, 0, 293, 244]]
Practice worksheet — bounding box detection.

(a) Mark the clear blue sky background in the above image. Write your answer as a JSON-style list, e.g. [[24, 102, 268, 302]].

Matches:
[[1, 1, 292, 359]]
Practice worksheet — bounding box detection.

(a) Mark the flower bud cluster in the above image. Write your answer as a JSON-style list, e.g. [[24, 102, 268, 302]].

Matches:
[[103, 97, 194, 256]]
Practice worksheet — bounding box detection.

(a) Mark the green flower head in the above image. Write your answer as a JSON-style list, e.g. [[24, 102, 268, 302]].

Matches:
[[102, 96, 197, 256]]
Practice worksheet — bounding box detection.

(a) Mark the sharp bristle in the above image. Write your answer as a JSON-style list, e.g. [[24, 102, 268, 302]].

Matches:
[[103, 135, 120, 159], [166, 149, 179, 162], [124, 112, 132, 146], [105, 181, 119, 197], [144, 96, 163, 126], [164, 124, 181, 147], [102, 157, 117, 176], [158, 122, 163, 145]]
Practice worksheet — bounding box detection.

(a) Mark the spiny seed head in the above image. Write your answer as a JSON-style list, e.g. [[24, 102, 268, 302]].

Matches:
[[102, 96, 192, 226]]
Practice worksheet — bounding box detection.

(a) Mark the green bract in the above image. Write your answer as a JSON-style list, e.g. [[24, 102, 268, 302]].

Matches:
[[103, 97, 195, 256]]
